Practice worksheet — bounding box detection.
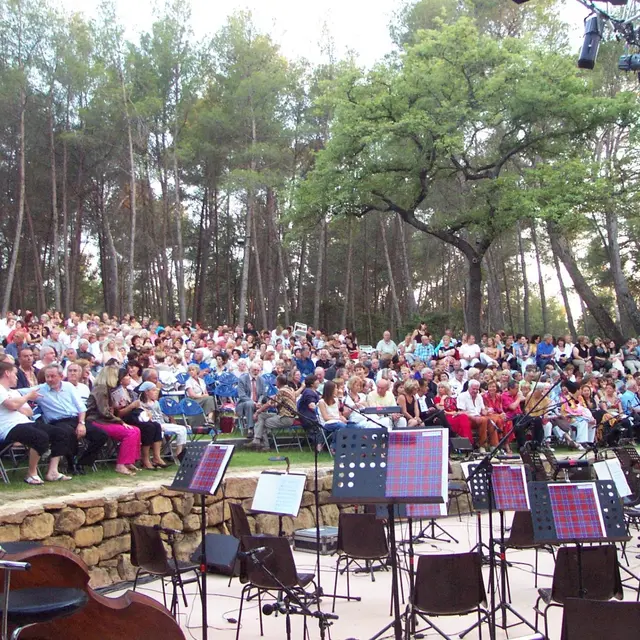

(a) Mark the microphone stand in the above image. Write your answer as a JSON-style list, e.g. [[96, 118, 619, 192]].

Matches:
[[246, 549, 338, 640]]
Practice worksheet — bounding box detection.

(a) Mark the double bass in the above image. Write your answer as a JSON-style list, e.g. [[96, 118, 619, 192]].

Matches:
[[1, 545, 186, 640]]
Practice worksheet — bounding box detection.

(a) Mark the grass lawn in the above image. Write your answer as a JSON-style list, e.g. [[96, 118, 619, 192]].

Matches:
[[0, 448, 334, 502]]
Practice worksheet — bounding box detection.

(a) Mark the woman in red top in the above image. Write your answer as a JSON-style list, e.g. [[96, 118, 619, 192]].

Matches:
[[482, 380, 510, 452], [435, 382, 473, 444]]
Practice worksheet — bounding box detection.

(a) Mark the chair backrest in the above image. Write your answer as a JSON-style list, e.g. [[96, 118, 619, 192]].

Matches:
[[176, 372, 190, 386], [214, 384, 238, 398], [218, 372, 238, 387], [158, 396, 182, 417], [561, 598, 640, 640], [505, 511, 536, 547], [520, 447, 550, 481], [239, 535, 299, 589], [179, 398, 205, 417], [229, 502, 252, 540], [204, 373, 217, 390], [413, 552, 486, 615], [130, 524, 172, 575], [337, 513, 388, 559], [551, 545, 623, 604], [261, 374, 277, 397]]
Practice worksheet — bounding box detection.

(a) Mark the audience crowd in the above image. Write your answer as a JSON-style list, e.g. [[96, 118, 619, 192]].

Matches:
[[2, 309, 640, 485]]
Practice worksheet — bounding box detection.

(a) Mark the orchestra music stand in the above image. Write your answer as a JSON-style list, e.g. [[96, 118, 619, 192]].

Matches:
[[460, 465, 538, 638], [330, 427, 445, 640], [528, 480, 629, 598], [250, 470, 306, 537], [169, 440, 235, 640]]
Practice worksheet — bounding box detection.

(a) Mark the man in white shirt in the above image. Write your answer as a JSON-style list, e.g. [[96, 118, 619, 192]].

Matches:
[[365, 378, 399, 429], [456, 380, 499, 452], [376, 331, 398, 363]]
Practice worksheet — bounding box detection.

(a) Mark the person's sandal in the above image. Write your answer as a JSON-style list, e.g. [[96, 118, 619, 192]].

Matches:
[[24, 475, 44, 485]]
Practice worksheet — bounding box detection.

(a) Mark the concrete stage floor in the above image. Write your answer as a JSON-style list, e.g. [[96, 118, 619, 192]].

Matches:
[[117, 513, 640, 640]]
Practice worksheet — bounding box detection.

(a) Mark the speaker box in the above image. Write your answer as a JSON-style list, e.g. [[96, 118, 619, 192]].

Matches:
[[191, 533, 240, 576]]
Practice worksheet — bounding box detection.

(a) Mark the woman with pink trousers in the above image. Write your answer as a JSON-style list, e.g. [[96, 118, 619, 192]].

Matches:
[[85, 365, 141, 476]]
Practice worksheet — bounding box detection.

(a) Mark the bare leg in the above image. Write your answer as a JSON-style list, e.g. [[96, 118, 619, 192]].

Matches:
[[152, 441, 167, 466], [27, 449, 40, 478], [141, 445, 153, 469]]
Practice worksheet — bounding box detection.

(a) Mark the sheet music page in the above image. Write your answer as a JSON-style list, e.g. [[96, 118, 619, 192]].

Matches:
[[594, 459, 632, 498], [187, 443, 234, 494], [492, 465, 530, 511], [251, 472, 306, 517], [548, 482, 606, 540]]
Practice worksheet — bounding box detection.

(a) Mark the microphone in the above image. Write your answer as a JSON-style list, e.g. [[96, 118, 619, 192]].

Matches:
[[262, 602, 287, 616], [237, 546, 268, 559], [153, 524, 181, 535]]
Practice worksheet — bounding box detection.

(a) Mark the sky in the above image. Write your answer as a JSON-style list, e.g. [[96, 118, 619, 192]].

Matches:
[[59, 0, 595, 68]]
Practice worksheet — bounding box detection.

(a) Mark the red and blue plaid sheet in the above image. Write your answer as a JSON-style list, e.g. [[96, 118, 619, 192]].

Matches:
[[548, 483, 605, 540], [385, 430, 443, 499], [492, 465, 530, 512], [189, 445, 227, 494]]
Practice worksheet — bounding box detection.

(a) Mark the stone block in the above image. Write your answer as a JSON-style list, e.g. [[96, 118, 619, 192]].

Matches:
[[149, 496, 172, 515], [104, 501, 118, 519], [136, 489, 161, 501], [118, 500, 147, 517], [102, 518, 127, 539], [224, 477, 257, 499], [74, 525, 104, 548], [318, 491, 331, 505], [174, 532, 200, 562], [301, 491, 315, 507], [55, 508, 86, 534], [293, 508, 316, 531], [78, 546, 100, 567], [68, 498, 105, 509], [0, 507, 43, 525], [43, 535, 75, 551], [21, 513, 54, 540], [206, 501, 230, 527], [183, 514, 200, 532], [43, 502, 67, 511], [85, 507, 105, 525], [89, 567, 111, 589], [118, 554, 137, 581], [161, 512, 183, 531], [133, 515, 161, 527], [246, 516, 257, 534], [319, 504, 339, 527], [98, 534, 131, 561], [305, 477, 315, 492], [0, 525, 20, 543], [321, 475, 334, 491], [172, 495, 195, 517], [255, 514, 280, 535], [100, 559, 119, 568], [160, 487, 184, 498]]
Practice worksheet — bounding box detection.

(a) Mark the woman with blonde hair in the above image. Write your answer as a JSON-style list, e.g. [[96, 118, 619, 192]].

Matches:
[[102, 338, 123, 364], [85, 366, 141, 476], [434, 382, 473, 444], [396, 379, 422, 429]]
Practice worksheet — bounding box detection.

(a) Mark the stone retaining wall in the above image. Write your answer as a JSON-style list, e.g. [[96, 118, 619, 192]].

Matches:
[[0, 470, 349, 588]]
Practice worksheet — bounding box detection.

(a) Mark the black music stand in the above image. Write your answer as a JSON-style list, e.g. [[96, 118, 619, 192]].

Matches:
[[330, 428, 444, 640], [460, 464, 538, 637], [462, 461, 492, 565], [250, 470, 306, 537], [169, 440, 234, 640], [529, 480, 629, 598]]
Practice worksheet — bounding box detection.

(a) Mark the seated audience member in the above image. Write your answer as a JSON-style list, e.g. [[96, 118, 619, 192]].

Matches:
[[185, 364, 215, 421], [553, 337, 572, 368], [65, 362, 91, 403], [398, 334, 415, 363], [35, 346, 57, 382], [482, 380, 509, 452], [295, 346, 315, 377], [535, 334, 555, 370], [416, 378, 449, 428], [572, 335, 592, 374], [435, 335, 457, 369], [396, 379, 423, 429], [457, 380, 499, 452], [237, 362, 266, 434], [501, 380, 529, 447], [15, 347, 38, 388], [139, 383, 188, 460], [246, 375, 296, 451], [376, 331, 398, 364], [112, 369, 166, 470], [0, 361, 60, 485], [623, 338, 640, 374], [298, 374, 321, 432], [620, 379, 640, 440], [459, 335, 481, 369], [33, 364, 108, 476], [342, 376, 370, 427], [85, 366, 141, 475], [365, 378, 400, 430], [558, 382, 594, 448], [480, 337, 501, 368], [434, 382, 473, 444], [318, 379, 350, 438], [5, 331, 27, 360], [414, 334, 435, 365]]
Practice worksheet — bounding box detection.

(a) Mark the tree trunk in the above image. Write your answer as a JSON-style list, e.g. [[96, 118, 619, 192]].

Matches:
[[550, 233, 577, 338], [99, 184, 119, 316], [396, 214, 417, 317], [341, 220, 354, 329], [464, 255, 483, 338], [296, 238, 306, 317], [379, 216, 402, 329], [251, 203, 268, 330], [530, 222, 548, 334], [62, 91, 71, 316], [546, 220, 623, 343], [313, 219, 326, 328], [122, 71, 137, 315], [605, 207, 640, 336], [485, 247, 504, 332], [517, 223, 530, 337], [173, 148, 185, 321], [25, 199, 45, 316], [48, 92, 62, 311], [2, 87, 26, 316]]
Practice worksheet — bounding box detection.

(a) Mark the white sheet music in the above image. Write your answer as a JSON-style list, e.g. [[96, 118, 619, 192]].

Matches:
[[251, 472, 306, 517], [593, 459, 632, 498]]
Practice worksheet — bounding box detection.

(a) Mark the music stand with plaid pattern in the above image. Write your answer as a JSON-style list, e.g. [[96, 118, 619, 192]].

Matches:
[[168, 441, 235, 640]]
